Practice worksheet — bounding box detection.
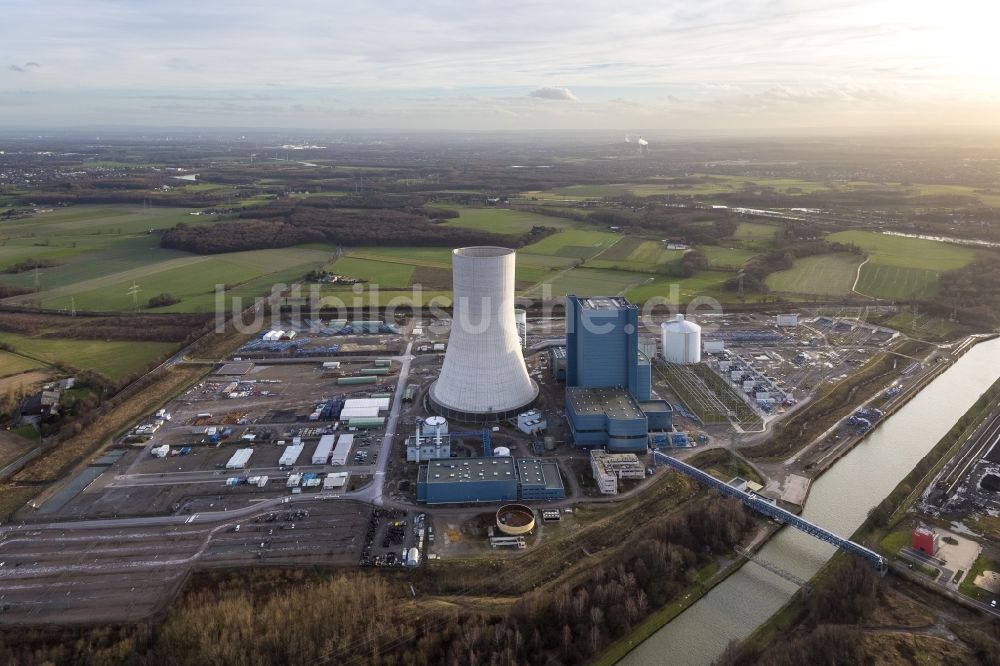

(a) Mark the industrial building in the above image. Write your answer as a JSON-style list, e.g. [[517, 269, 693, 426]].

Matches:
[[278, 443, 304, 466], [565, 295, 651, 401], [429, 247, 538, 421], [516, 459, 566, 500], [330, 434, 353, 465], [912, 526, 939, 556], [225, 448, 254, 469], [406, 416, 453, 462], [661, 314, 702, 364], [416, 456, 565, 504], [312, 435, 335, 465], [590, 450, 645, 494], [776, 313, 799, 327], [517, 409, 547, 435], [417, 457, 519, 504], [565, 386, 649, 452], [548, 345, 567, 381]]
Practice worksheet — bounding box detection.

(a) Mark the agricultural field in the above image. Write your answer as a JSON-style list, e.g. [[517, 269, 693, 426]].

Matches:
[[520, 174, 836, 201], [524, 268, 648, 299], [18, 247, 336, 313], [699, 245, 758, 269], [624, 271, 737, 304], [437, 207, 572, 233], [519, 229, 620, 259], [730, 221, 780, 244], [0, 350, 47, 378], [827, 230, 976, 300], [0, 333, 177, 381], [0, 204, 344, 313], [587, 237, 684, 270], [765, 253, 862, 297]]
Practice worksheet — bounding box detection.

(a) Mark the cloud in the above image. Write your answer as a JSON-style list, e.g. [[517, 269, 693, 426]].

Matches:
[[528, 87, 579, 102], [8, 65, 25, 73]]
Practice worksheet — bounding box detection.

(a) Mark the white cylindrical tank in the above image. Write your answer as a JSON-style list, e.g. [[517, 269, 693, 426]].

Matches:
[[430, 247, 538, 420], [421, 415, 449, 438], [661, 314, 702, 364], [514, 308, 527, 338], [494, 446, 511, 457]]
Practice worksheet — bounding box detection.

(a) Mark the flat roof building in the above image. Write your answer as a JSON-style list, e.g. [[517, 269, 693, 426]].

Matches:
[[416, 457, 566, 504], [566, 386, 648, 452], [590, 449, 645, 494], [517, 459, 566, 501], [417, 457, 518, 504]]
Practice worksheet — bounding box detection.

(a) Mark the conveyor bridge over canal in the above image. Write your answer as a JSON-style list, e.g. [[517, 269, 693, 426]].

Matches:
[[653, 452, 888, 574]]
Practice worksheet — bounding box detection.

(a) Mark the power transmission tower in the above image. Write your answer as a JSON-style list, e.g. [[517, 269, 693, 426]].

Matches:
[[127, 281, 141, 311]]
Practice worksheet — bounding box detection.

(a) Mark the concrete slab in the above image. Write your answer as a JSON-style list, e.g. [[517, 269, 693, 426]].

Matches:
[[780, 473, 810, 505]]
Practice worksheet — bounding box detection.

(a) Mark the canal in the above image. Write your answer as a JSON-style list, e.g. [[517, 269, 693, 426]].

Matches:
[[623, 336, 1000, 665]]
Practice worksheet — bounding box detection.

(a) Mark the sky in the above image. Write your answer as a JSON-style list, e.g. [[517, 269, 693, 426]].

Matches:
[[2, 0, 999, 132]]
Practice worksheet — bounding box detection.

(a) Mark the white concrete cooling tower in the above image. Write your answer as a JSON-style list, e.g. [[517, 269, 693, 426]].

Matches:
[[429, 247, 538, 421]]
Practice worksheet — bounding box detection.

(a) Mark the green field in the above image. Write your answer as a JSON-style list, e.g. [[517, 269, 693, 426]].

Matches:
[[0, 333, 177, 381], [329, 256, 415, 288], [439, 207, 571, 234], [0, 205, 348, 313], [855, 264, 941, 300], [765, 253, 862, 297], [699, 246, 758, 269], [0, 350, 48, 377], [624, 271, 734, 304], [884, 312, 963, 340], [827, 230, 974, 270], [520, 229, 621, 259], [527, 268, 648, 299], [590, 238, 683, 268], [731, 222, 780, 243], [521, 174, 837, 201], [827, 230, 976, 300], [25, 247, 336, 313]]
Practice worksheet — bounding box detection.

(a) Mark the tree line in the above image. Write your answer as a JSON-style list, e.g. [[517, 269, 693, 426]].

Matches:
[[161, 204, 551, 254]]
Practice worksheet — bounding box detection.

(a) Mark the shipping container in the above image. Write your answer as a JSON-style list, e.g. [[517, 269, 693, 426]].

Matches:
[[360, 368, 390, 375], [337, 376, 378, 386]]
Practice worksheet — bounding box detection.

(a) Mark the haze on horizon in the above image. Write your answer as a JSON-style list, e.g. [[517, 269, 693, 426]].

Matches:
[[2, 0, 998, 134]]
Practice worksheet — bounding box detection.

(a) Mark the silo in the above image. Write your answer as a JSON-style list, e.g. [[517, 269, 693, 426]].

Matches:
[[514, 308, 527, 348], [493, 446, 511, 457], [661, 314, 702, 364], [421, 415, 449, 438], [430, 247, 538, 421]]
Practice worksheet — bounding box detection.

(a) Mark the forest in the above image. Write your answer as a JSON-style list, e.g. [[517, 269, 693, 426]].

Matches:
[[160, 202, 550, 254]]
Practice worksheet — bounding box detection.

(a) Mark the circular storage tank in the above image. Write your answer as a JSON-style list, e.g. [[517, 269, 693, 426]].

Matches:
[[514, 308, 527, 345], [421, 415, 449, 437], [661, 314, 702, 364], [496, 504, 535, 536], [493, 446, 511, 457]]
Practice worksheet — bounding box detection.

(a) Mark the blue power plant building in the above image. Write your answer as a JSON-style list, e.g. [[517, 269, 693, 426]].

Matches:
[[564, 295, 670, 452], [416, 456, 565, 504], [566, 295, 651, 401]]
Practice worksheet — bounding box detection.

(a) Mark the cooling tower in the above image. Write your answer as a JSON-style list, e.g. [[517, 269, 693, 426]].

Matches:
[[429, 247, 537, 421]]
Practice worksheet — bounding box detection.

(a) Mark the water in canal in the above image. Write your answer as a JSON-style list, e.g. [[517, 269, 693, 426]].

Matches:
[[623, 337, 1000, 665]]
